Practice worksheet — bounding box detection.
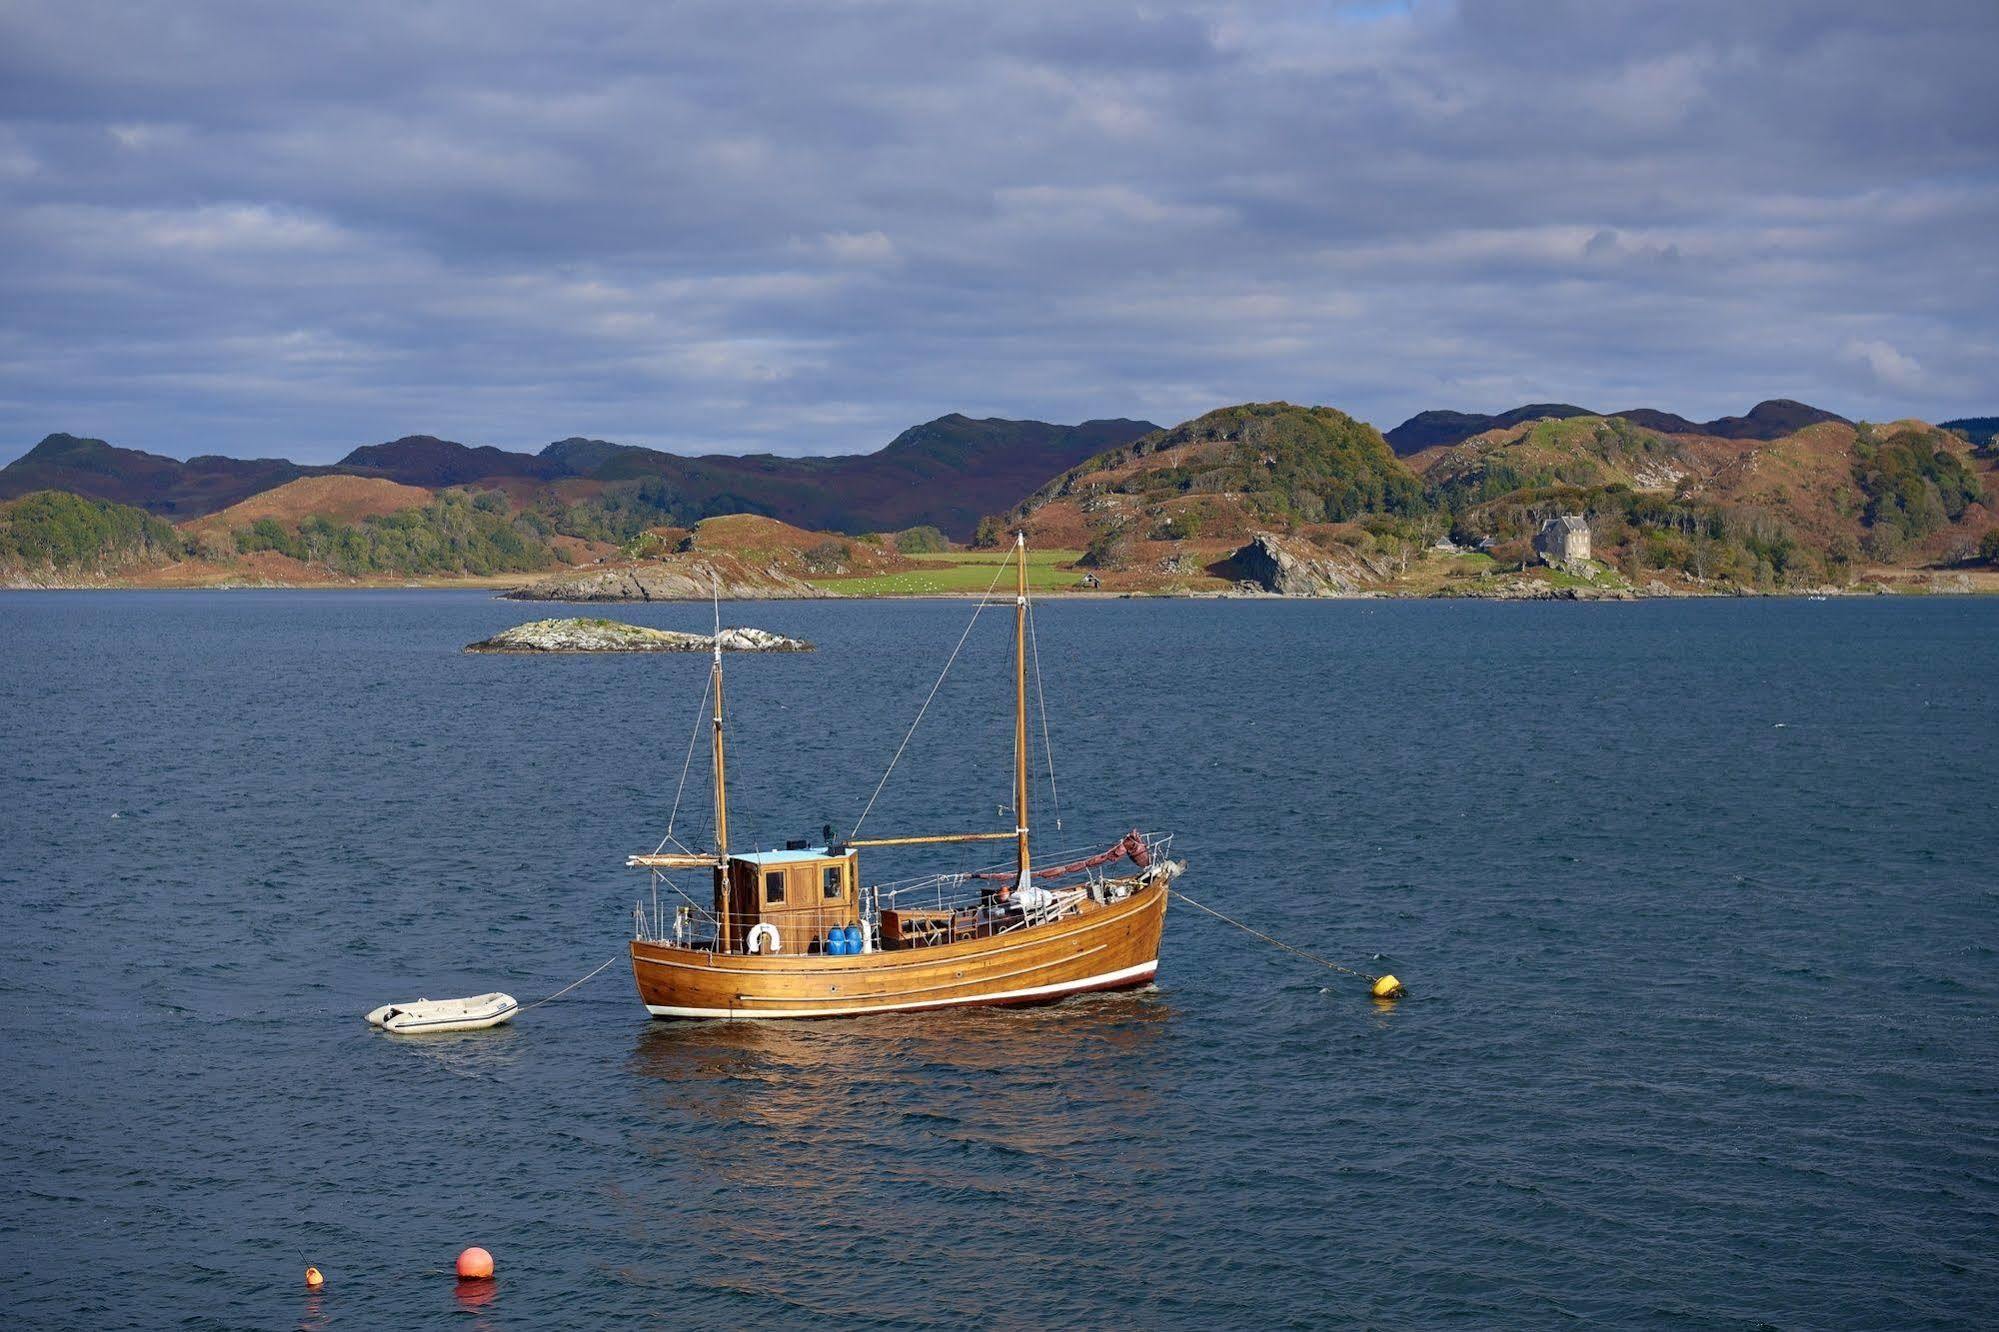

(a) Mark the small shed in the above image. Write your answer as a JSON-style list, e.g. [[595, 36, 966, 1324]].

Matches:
[[1534, 515, 1591, 566]]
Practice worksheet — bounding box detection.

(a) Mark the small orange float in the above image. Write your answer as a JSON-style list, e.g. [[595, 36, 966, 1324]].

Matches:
[[304, 1265, 324, 1289], [456, 1246, 495, 1280]]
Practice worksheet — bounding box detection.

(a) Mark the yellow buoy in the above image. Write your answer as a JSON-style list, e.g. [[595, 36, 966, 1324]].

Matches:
[[304, 1266, 324, 1290], [1371, 974, 1404, 1000]]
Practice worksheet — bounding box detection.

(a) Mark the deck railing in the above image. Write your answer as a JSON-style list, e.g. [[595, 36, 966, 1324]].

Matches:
[[635, 832, 1173, 952]]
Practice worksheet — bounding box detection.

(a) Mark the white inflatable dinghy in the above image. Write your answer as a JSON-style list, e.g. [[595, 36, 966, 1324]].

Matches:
[[365, 992, 518, 1034]]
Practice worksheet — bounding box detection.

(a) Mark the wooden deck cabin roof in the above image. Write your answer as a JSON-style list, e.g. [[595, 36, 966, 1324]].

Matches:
[[729, 847, 843, 867]]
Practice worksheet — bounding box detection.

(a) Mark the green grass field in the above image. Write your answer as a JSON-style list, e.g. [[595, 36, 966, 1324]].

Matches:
[[1444, 551, 1499, 576], [811, 549, 1087, 595]]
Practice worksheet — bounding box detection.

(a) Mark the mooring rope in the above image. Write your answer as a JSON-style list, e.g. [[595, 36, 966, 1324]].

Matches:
[[1168, 887, 1386, 985], [520, 955, 622, 1012]]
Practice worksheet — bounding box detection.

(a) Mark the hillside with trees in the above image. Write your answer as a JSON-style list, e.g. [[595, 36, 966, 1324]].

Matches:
[[989, 403, 1998, 596], [987, 404, 1420, 562], [0, 491, 185, 575], [223, 489, 558, 578]]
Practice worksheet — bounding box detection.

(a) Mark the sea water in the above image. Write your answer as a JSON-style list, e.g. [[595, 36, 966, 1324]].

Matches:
[[1, 592, 1994, 1328]]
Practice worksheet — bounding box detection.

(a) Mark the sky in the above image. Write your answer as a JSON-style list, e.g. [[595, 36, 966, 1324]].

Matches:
[[1, 0, 1995, 464]]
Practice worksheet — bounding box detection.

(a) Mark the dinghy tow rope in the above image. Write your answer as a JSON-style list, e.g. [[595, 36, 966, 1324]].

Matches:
[[1167, 888, 1404, 998], [520, 955, 622, 1012]]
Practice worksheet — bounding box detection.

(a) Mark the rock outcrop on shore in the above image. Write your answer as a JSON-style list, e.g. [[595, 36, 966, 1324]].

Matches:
[[467, 618, 813, 653], [502, 556, 826, 602], [1220, 533, 1374, 596]]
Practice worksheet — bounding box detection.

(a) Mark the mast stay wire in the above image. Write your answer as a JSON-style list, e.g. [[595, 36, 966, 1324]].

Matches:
[[654, 670, 713, 855], [653, 571, 729, 858], [851, 556, 1013, 840], [1026, 598, 1062, 831]]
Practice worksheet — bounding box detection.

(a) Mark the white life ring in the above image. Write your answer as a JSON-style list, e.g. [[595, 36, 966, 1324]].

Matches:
[[747, 922, 782, 955]]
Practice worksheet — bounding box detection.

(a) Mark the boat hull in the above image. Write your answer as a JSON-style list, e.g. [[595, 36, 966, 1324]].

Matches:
[[630, 880, 1168, 1020]]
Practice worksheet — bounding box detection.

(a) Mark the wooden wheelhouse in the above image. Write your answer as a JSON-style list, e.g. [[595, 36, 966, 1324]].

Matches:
[[718, 847, 859, 955]]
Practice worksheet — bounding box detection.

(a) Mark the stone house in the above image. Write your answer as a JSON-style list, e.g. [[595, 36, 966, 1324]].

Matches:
[[1534, 514, 1591, 566]]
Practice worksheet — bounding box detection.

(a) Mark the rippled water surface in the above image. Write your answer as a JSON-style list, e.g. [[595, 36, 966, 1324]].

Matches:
[[2, 592, 1996, 1329]]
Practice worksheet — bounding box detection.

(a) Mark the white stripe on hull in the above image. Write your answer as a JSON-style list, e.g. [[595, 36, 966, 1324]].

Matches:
[[643, 959, 1159, 1020]]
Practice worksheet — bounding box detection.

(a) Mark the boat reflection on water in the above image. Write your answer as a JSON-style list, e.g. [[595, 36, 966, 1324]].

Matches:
[[612, 993, 1175, 1314], [626, 990, 1172, 1134]]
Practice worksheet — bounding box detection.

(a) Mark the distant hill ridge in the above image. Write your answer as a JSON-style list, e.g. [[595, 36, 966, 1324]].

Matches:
[[1, 433, 328, 515], [337, 435, 554, 485], [1941, 417, 1999, 448], [1384, 399, 1848, 455], [1, 415, 1161, 539]]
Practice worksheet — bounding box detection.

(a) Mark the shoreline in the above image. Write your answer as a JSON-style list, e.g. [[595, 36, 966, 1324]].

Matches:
[[5, 579, 1995, 600]]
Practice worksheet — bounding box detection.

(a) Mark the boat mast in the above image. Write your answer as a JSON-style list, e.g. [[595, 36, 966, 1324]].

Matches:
[[1013, 532, 1031, 887], [712, 579, 731, 946]]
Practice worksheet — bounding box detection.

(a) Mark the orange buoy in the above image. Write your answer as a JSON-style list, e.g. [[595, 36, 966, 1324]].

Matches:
[[456, 1246, 495, 1280], [304, 1265, 324, 1289]]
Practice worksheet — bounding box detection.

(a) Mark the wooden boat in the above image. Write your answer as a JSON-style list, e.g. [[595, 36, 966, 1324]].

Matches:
[[365, 992, 519, 1034], [625, 535, 1179, 1020]]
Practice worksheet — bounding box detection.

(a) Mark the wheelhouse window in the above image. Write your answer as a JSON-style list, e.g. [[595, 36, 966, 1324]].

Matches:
[[764, 870, 786, 904], [823, 865, 844, 899]]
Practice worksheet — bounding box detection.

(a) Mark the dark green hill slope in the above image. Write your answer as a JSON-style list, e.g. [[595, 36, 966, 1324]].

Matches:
[[0, 490, 185, 571], [338, 436, 557, 485], [1005, 402, 1421, 541]]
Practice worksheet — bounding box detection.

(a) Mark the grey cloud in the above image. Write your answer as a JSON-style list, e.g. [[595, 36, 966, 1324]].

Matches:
[[0, 0, 1994, 463]]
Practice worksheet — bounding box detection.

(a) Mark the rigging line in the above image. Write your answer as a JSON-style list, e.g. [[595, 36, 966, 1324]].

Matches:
[[656, 874, 712, 916], [520, 955, 622, 1011], [851, 556, 1013, 840], [1026, 599, 1061, 830], [1167, 887, 1382, 983], [654, 672, 714, 854]]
